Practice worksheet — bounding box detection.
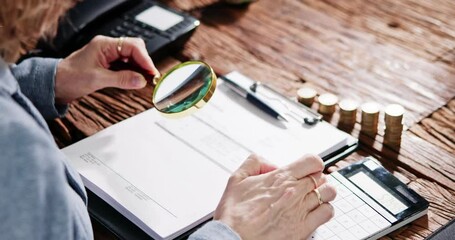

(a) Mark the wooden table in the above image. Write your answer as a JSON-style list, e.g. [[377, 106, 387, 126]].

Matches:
[[50, 0, 455, 239]]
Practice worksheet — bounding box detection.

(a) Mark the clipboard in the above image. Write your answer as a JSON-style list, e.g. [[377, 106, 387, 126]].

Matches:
[[63, 71, 358, 240]]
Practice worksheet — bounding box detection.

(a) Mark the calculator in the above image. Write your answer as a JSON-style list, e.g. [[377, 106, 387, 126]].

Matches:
[[308, 157, 429, 240]]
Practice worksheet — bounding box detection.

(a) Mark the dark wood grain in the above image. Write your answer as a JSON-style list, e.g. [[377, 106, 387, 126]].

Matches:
[[48, 1, 455, 239], [177, 1, 455, 126], [410, 98, 455, 154], [302, 0, 455, 63]]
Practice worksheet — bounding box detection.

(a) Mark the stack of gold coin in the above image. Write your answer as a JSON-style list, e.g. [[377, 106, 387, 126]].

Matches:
[[338, 99, 358, 126], [318, 93, 338, 115], [384, 104, 405, 146], [297, 87, 317, 107], [360, 102, 380, 136]]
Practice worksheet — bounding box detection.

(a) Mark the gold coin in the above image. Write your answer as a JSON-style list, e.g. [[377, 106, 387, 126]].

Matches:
[[360, 102, 380, 135], [339, 99, 358, 112], [384, 123, 403, 143], [385, 124, 404, 132], [318, 93, 338, 114], [339, 99, 358, 125], [361, 102, 380, 114], [385, 104, 404, 116], [297, 87, 317, 107], [384, 138, 402, 146], [385, 104, 405, 126]]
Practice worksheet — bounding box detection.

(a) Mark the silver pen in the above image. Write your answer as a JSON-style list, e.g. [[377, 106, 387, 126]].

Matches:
[[220, 76, 288, 121]]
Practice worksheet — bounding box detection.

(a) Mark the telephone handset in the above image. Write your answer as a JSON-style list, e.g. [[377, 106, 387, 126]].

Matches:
[[40, 0, 199, 59]]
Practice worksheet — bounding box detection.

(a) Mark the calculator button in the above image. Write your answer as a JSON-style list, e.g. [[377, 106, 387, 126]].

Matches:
[[344, 194, 364, 208], [333, 199, 354, 214], [332, 205, 343, 218], [126, 30, 136, 37], [348, 225, 370, 239], [121, 21, 132, 28], [358, 220, 380, 235], [370, 213, 391, 230], [132, 26, 141, 33], [143, 30, 153, 38], [324, 219, 346, 234], [326, 236, 342, 240], [335, 214, 357, 229], [357, 204, 378, 218], [115, 25, 126, 33], [337, 229, 359, 240], [109, 30, 121, 37], [315, 225, 335, 239], [346, 209, 367, 224], [335, 184, 352, 199]]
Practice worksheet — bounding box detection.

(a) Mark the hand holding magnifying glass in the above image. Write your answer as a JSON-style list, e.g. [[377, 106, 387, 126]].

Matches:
[[110, 58, 217, 117]]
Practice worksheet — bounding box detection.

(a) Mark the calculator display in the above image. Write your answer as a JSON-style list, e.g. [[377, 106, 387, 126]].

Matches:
[[349, 171, 408, 215], [136, 6, 184, 31]]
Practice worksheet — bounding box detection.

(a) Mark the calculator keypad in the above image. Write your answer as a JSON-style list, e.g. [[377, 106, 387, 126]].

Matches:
[[307, 175, 392, 240]]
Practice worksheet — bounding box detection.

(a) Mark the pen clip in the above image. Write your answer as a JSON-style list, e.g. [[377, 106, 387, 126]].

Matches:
[[220, 75, 288, 122]]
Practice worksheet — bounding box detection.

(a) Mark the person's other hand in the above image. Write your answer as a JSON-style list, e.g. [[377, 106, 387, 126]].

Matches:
[[214, 154, 336, 240], [55, 36, 160, 104]]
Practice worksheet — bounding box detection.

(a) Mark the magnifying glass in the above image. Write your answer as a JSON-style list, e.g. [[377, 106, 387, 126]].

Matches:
[[110, 60, 217, 117]]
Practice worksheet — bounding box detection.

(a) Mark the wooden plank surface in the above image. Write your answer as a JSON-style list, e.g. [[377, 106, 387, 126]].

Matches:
[[410, 98, 455, 154], [175, 0, 455, 126], [49, 0, 455, 239]]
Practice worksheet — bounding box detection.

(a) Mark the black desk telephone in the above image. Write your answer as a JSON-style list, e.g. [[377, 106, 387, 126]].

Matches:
[[39, 0, 199, 59]]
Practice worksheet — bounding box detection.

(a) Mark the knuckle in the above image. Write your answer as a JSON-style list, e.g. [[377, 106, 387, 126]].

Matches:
[[228, 172, 243, 184], [247, 153, 262, 164], [131, 37, 145, 46], [92, 35, 106, 43], [284, 187, 296, 196], [304, 154, 324, 171], [320, 174, 327, 183], [137, 38, 146, 45], [248, 153, 260, 160], [228, 173, 238, 182], [272, 172, 288, 185]]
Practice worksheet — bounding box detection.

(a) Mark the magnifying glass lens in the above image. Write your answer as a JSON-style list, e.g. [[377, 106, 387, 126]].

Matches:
[[152, 62, 215, 115]]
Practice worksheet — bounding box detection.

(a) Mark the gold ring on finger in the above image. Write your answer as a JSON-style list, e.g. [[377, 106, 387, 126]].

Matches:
[[314, 188, 323, 205], [309, 175, 318, 190], [117, 36, 127, 56]]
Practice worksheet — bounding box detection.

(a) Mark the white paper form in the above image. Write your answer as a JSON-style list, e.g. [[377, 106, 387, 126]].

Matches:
[[62, 72, 349, 239], [166, 72, 349, 168], [62, 110, 231, 239]]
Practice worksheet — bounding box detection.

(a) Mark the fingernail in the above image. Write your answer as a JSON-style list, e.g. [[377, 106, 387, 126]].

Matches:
[[132, 76, 146, 88]]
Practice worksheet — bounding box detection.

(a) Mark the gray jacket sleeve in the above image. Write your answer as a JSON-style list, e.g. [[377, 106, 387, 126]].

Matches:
[[10, 57, 68, 120], [189, 221, 241, 240], [0, 96, 93, 239]]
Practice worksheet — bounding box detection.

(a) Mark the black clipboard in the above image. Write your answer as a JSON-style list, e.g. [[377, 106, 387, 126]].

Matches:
[[85, 73, 358, 240]]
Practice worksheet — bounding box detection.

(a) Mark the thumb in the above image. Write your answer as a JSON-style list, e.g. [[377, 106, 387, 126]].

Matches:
[[100, 69, 147, 89]]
